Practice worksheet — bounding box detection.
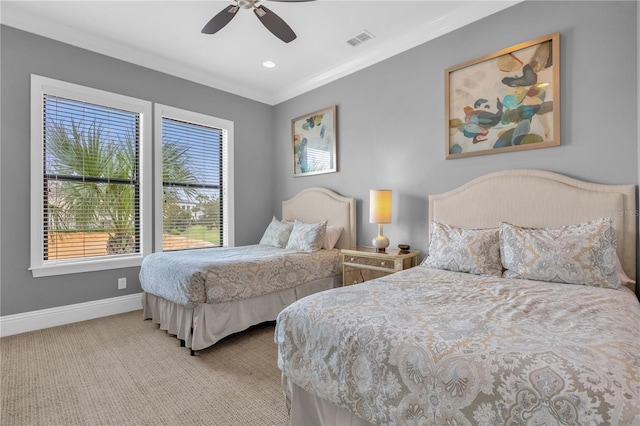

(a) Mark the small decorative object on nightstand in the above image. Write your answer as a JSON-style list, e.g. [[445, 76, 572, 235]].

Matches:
[[398, 244, 410, 254], [341, 246, 420, 286]]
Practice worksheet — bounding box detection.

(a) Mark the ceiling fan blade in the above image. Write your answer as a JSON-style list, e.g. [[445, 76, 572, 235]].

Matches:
[[201, 5, 239, 34], [253, 5, 297, 43]]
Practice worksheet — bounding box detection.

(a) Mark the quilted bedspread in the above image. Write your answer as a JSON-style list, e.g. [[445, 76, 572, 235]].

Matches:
[[275, 267, 640, 425], [140, 245, 341, 308]]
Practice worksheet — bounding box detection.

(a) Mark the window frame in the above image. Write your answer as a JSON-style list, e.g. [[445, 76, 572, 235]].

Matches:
[[30, 74, 152, 277], [153, 104, 234, 252]]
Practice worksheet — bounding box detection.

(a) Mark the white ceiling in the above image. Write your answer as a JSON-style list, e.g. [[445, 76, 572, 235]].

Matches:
[[1, 0, 520, 105]]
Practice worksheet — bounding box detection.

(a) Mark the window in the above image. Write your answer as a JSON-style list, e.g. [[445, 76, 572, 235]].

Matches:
[[30, 75, 152, 277], [154, 104, 234, 252]]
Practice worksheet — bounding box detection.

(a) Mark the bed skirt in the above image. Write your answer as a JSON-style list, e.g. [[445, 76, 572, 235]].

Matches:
[[142, 275, 341, 351], [282, 374, 373, 426]]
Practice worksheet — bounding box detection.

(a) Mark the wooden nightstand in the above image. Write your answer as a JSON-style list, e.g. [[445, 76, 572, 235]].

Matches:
[[341, 246, 420, 286]]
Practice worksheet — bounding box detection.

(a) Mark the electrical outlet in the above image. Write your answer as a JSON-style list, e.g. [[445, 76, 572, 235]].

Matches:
[[118, 277, 127, 290]]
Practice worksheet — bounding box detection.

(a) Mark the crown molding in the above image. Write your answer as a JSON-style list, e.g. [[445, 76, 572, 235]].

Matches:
[[272, 1, 522, 104], [0, 2, 274, 103], [1, 1, 521, 106]]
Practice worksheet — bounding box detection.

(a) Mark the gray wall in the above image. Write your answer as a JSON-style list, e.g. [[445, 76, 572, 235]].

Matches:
[[0, 26, 275, 315], [273, 1, 639, 269], [1, 1, 638, 316]]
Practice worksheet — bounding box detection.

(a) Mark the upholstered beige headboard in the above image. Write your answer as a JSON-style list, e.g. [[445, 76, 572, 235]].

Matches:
[[429, 169, 637, 289], [282, 187, 356, 249]]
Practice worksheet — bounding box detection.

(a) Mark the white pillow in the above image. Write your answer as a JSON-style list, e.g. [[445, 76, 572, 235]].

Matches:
[[322, 225, 344, 250], [259, 216, 293, 248], [615, 254, 636, 286], [285, 220, 327, 252]]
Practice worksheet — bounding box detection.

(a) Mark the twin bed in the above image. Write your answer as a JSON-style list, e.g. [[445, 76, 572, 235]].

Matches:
[[275, 169, 640, 425], [140, 186, 355, 354]]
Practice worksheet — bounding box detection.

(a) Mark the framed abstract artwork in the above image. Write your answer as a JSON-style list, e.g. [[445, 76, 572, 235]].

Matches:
[[292, 105, 337, 177], [445, 32, 560, 159]]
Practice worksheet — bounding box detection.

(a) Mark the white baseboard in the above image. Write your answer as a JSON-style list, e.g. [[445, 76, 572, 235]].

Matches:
[[0, 293, 143, 337]]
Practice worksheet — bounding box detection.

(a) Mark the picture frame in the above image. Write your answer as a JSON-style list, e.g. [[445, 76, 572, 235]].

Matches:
[[292, 105, 337, 176], [445, 32, 560, 159]]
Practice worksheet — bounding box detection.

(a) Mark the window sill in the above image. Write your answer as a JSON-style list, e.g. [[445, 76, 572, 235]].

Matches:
[[30, 256, 143, 277]]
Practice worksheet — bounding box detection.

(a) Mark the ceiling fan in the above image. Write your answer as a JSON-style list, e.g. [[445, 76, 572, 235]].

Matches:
[[202, 0, 316, 43]]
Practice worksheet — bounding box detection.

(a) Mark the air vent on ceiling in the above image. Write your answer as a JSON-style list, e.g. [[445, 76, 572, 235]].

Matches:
[[347, 30, 375, 47]]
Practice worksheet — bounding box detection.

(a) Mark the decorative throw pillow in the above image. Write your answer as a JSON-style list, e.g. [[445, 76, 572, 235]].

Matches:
[[421, 221, 502, 277], [259, 216, 293, 248], [285, 219, 327, 252], [322, 225, 344, 250], [500, 218, 621, 289]]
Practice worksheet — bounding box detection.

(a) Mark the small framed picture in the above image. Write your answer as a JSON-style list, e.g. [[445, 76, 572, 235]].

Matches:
[[445, 32, 560, 159], [292, 105, 337, 176]]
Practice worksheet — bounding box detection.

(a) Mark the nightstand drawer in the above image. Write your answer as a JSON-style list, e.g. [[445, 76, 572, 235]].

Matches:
[[343, 255, 395, 271], [343, 265, 390, 286]]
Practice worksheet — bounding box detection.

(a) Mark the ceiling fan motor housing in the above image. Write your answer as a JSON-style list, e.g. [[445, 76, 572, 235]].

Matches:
[[237, 0, 258, 9]]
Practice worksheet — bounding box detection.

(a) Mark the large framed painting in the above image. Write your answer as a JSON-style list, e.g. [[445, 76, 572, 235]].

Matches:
[[445, 32, 560, 159], [292, 105, 337, 177]]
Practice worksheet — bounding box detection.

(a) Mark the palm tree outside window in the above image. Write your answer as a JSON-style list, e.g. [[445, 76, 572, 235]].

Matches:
[[43, 96, 148, 260]]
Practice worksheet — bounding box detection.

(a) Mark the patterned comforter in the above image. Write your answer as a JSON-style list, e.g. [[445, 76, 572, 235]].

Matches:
[[140, 245, 341, 308], [275, 267, 640, 425]]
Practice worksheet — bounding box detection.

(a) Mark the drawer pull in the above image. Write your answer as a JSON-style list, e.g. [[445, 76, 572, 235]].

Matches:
[[350, 257, 355, 261], [380, 261, 386, 266]]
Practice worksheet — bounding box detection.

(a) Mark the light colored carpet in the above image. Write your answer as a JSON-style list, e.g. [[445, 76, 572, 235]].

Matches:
[[1, 311, 289, 425]]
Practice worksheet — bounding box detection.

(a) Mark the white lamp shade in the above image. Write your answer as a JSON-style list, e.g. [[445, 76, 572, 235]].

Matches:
[[369, 190, 392, 224]]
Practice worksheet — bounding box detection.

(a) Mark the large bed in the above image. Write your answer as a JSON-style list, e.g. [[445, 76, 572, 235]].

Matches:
[[275, 169, 640, 425], [141, 187, 356, 354]]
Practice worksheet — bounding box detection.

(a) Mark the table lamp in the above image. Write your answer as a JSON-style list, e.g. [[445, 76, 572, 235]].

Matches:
[[369, 189, 392, 252]]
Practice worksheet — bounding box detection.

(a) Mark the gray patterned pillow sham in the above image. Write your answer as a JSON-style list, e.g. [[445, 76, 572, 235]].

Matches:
[[500, 218, 622, 289], [259, 216, 293, 248], [285, 219, 327, 252], [422, 221, 502, 277]]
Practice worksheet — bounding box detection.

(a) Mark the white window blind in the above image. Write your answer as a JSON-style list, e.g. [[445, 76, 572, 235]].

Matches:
[[42, 95, 142, 261], [160, 116, 226, 251], [30, 75, 151, 277]]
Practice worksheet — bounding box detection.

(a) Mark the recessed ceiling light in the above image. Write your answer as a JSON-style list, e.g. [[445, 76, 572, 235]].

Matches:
[[262, 61, 276, 68]]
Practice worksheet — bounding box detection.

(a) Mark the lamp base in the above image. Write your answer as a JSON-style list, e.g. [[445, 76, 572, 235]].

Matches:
[[372, 235, 389, 253]]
